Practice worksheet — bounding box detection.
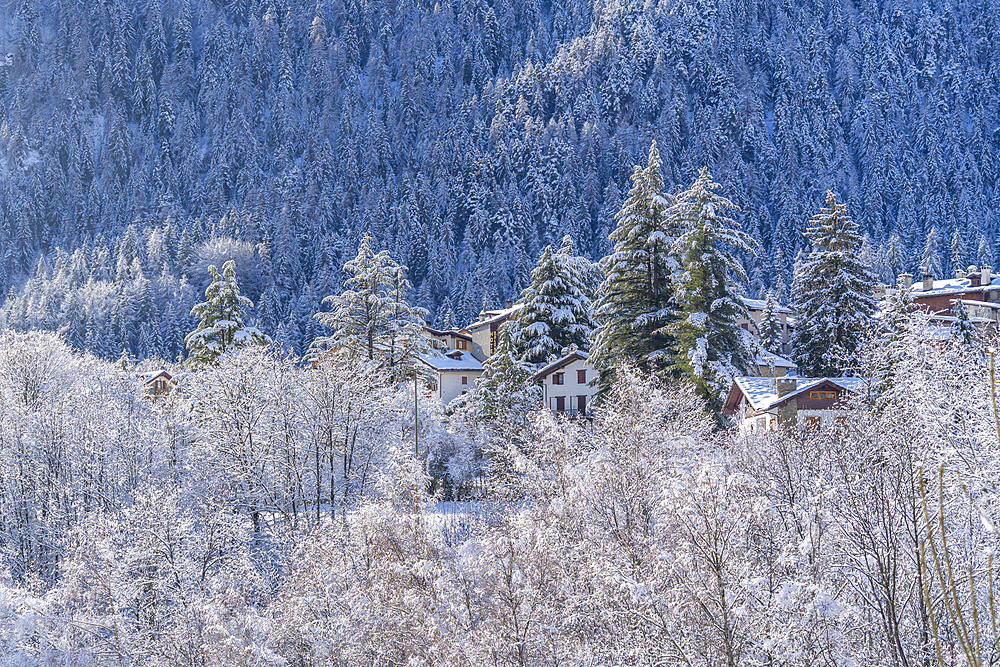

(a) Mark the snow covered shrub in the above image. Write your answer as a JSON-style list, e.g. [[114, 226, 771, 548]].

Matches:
[[270, 448, 471, 667]]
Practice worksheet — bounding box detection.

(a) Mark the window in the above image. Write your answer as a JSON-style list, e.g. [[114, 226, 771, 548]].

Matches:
[[577, 395, 587, 415], [577, 369, 587, 384], [461, 376, 468, 385], [803, 416, 821, 431], [553, 372, 564, 385], [456, 339, 468, 350], [555, 396, 565, 412], [810, 391, 837, 400]]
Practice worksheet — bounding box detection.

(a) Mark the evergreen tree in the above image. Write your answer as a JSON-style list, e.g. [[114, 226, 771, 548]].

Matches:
[[921, 226, 943, 279], [950, 227, 967, 276], [312, 234, 429, 375], [885, 234, 905, 282], [184, 260, 270, 369], [758, 290, 784, 356], [590, 141, 676, 392], [950, 299, 976, 346], [510, 235, 600, 366], [871, 275, 915, 398], [977, 235, 994, 273], [791, 191, 877, 376], [668, 168, 756, 411], [472, 322, 541, 425]]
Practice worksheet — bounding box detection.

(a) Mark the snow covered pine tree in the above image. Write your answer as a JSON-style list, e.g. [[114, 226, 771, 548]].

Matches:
[[311, 234, 428, 376], [184, 260, 270, 368], [758, 290, 784, 356], [791, 191, 876, 376], [590, 141, 676, 393], [510, 235, 601, 366], [668, 167, 757, 413]]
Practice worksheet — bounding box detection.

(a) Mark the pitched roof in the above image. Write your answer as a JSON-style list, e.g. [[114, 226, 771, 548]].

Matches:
[[139, 369, 172, 384], [909, 275, 1000, 300], [423, 326, 474, 342], [530, 350, 589, 383], [464, 304, 523, 332], [417, 349, 484, 372], [755, 353, 796, 369], [723, 376, 867, 414], [741, 296, 793, 314]]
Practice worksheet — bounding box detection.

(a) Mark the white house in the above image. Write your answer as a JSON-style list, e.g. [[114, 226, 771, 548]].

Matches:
[[417, 349, 484, 406], [722, 376, 867, 434], [531, 350, 598, 417]]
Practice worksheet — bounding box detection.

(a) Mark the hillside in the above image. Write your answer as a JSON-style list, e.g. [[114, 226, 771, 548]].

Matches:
[[0, 0, 997, 359]]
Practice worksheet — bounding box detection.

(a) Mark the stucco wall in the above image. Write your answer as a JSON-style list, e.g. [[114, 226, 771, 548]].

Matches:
[[438, 370, 482, 405], [541, 358, 598, 415]]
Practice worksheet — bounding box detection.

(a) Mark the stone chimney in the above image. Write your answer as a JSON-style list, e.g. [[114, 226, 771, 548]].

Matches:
[[984, 266, 992, 286], [922, 268, 934, 291], [969, 265, 981, 287], [957, 268, 967, 280], [900, 273, 913, 290], [776, 377, 797, 398]]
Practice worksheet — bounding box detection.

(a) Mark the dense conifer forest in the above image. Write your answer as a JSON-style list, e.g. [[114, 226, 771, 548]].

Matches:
[[0, 0, 998, 360]]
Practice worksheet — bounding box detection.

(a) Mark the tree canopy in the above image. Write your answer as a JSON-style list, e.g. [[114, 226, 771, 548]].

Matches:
[[184, 260, 270, 368]]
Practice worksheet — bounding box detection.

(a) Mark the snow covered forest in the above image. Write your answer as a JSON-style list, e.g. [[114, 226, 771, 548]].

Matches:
[[0, 0, 998, 359], [0, 315, 998, 665]]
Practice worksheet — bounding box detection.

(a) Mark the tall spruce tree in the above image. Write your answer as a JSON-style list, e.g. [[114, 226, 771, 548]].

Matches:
[[668, 167, 757, 411], [758, 290, 784, 356], [510, 235, 601, 366], [184, 260, 270, 368], [791, 191, 876, 376], [312, 234, 429, 374], [590, 141, 677, 392]]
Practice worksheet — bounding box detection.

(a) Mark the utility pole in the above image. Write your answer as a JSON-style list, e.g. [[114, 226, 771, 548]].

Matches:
[[414, 369, 419, 457]]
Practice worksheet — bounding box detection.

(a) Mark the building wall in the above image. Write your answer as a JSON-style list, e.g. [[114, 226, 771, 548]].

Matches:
[[466, 325, 493, 359], [540, 358, 598, 415], [438, 369, 482, 405]]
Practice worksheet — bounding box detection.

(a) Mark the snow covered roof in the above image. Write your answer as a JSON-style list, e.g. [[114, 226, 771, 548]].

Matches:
[[417, 349, 484, 372], [742, 296, 792, 314], [423, 326, 474, 342], [755, 353, 796, 369], [956, 299, 1000, 311], [909, 275, 1000, 299], [726, 376, 867, 413], [531, 350, 590, 383], [465, 304, 523, 331], [138, 369, 172, 384]]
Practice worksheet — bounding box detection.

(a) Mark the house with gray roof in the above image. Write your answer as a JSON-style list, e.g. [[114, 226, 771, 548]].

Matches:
[[722, 376, 867, 434], [417, 349, 483, 406]]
